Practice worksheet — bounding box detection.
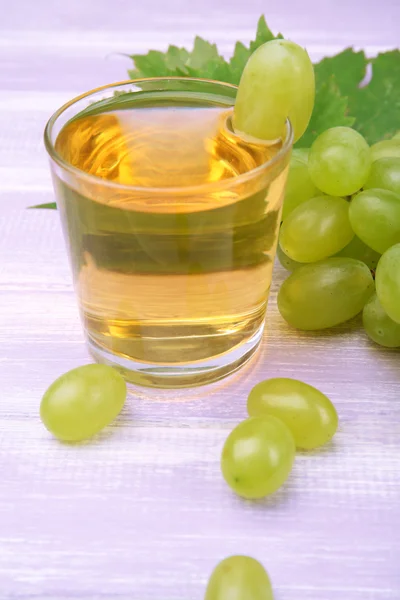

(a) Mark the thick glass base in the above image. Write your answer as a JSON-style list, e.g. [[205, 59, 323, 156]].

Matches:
[[87, 323, 264, 388]]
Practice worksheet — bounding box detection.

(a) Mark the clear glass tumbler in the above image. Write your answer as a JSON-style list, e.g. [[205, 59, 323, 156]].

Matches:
[[44, 78, 292, 387]]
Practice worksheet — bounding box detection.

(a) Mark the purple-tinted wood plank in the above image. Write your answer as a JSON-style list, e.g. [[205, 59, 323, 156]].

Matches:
[[1, 3, 400, 599]]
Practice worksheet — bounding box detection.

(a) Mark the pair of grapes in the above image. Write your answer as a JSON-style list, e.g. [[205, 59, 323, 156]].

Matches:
[[221, 378, 337, 499], [277, 127, 400, 347]]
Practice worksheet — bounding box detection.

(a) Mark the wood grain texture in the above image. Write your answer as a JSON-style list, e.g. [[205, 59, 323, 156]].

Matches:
[[1, 2, 400, 599]]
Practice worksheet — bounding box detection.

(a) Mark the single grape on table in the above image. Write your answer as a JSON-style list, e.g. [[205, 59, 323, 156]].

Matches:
[[204, 556, 274, 600], [247, 378, 338, 450], [221, 416, 295, 499], [40, 364, 127, 441], [277, 257, 374, 330], [233, 39, 315, 142], [364, 157, 400, 195], [308, 127, 371, 196], [349, 189, 400, 254], [279, 195, 354, 263], [363, 293, 400, 348], [375, 243, 400, 324]]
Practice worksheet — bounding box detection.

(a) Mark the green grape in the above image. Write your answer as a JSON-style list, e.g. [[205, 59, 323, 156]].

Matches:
[[280, 195, 354, 263], [363, 157, 400, 195], [375, 243, 400, 324], [291, 148, 310, 163], [40, 364, 127, 441], [393, 132, 400, 140], [370, 140, 400, 162], [277, 257, 374, 330], [247, 378, 338, 450], [277, 244, 304, 271], [205, 556, 273, 600], [233, 39, 315, 142], [334, 235, 381, 271], [363, 293, 400, 348], [221, 416, 295, 499], [281, 156, 318, 220], [349, 189, 400, 254], [308, 127, 371, 196]]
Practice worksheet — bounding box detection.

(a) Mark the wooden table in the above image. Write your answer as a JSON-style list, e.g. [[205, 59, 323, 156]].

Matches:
[[1, 1, 399, 598]]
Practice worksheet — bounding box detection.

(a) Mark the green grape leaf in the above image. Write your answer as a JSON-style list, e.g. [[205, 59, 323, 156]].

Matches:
[[29, 202, 57, 209], [128, 15, 281, 85], [314, 48, 400, 143], [296, 77, 355, 148], [348, 50, 400, 143], [249, 15, 282, 52], [227, 16, 283, 85], [229, 41, 252, 85], [128, 46, 191, 79], [186, 37, 221, 69], [314, 48, 368, 96]]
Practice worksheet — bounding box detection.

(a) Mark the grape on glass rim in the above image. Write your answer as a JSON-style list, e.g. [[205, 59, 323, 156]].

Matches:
[[221, 415, 295, 499], [280, 195, 354, 263], [375, 243, 400, 324], [247, 378, 338, 450], [349, 189, 400, 254], [233, 39, 315, 142], [204, 555, 274, 600], [308, 126, 371, 196], [277, 257, 374, 330], [363, 293, 400, 348], [40, 364, 127, 441]]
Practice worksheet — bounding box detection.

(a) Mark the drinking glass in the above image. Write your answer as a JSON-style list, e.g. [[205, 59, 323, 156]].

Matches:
[[44, 78, 293, 387]]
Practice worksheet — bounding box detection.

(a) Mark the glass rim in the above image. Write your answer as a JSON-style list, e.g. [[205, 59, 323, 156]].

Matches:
[[44, 77, 293, 196]]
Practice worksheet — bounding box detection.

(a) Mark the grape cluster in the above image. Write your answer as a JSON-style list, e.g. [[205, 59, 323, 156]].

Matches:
[[278, 127, 400, 347]]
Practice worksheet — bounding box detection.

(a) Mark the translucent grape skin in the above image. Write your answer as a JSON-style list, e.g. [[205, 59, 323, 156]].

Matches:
[[281, 156, 318, 220], [291, 147, 310, 163], [221, 416, 295, 499], [277, 244, 304, 271], [363, 157, 400, 196], [204, 556, 274, 600], [349, 189, 400, 254], [247, 378, 338, 450], [277, 257, 375, 330], [233, 39, 315, 142], [308, 127, 371, 196], [334, 235, 381, 271], [370, 140, 400, 162], [363, 293, 400, 348], [280, 195, 354, 263], [375, 243, 400, 324], [40, 364, 127, 441]]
